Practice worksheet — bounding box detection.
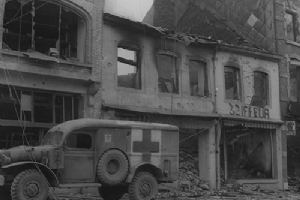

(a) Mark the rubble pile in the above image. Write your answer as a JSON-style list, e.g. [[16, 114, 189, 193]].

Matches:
[[157, 150, 210, 199], [288, 176, 300, 192]]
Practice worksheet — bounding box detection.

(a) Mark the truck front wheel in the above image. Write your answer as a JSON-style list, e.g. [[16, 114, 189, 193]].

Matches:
[[11, 169, 49, 200], [129, 172, 158, 200]]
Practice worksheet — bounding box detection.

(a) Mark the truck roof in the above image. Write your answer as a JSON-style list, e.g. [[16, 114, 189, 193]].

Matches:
[[49, 118, 179, 134]]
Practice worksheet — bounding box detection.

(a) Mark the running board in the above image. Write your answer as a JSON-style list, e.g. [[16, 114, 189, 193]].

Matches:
[[59, 183, 101, 188]]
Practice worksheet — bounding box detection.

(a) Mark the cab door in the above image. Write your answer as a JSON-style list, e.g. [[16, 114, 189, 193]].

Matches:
[[61, 130, 95, 183]]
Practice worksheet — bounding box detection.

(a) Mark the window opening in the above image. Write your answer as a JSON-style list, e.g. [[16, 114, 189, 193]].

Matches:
[[3, 0, 85, 62], [224, 66, 241, 100], [157, 54, 178, 94], [252, 71, 269, 107], [66, 133, 92, 149], [189, 60, 208, 97], [285, 11, 297, 42], [117, 46, 140, 89], [221, 127, 274, 181], [0, 86, 80, 123], [289, 65, 300, 102]]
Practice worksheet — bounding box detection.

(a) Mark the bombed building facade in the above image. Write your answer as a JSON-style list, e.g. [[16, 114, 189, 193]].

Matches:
[[101, 13, 286, 189], [0, 0, 103, 148], [0, 0, 289, 192]]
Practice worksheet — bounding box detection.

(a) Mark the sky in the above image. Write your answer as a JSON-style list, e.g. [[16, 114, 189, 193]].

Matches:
[[105, 0, 154, 21]]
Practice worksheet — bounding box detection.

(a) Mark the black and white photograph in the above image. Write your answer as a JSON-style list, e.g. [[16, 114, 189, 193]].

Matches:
[[0, 0, 299, 199]]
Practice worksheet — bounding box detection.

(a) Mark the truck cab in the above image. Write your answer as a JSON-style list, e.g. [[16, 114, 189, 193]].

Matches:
[[0, 118, 179, 200]]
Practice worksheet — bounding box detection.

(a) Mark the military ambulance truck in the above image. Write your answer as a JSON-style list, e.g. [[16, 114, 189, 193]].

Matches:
[[0, 119, 179, 200]]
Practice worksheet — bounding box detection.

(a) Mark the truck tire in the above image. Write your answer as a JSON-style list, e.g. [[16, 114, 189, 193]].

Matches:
[[99, 185, 127, 200], [11, 169, 49, 200], [97, 149, 129, 186], [128, 172, 158, 200]]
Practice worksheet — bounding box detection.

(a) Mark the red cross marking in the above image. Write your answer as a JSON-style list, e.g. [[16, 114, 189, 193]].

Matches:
[[133, 129, 159, 162]]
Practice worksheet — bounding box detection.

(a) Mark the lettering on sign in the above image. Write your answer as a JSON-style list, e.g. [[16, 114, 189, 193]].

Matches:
[[282, 121, 296, 136], [229, 103, 270, 119]]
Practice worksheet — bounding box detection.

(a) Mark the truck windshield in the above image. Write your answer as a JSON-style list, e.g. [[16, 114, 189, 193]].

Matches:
[[41, 131, 63, 146]]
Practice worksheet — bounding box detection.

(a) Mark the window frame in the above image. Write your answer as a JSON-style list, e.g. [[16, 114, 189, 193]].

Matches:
[[116, 44, 141, 90], [2, 0, 89, 63], [156, 51, 180, 95], [224, 66, 242, 101], [285, 10, 298, 42], [64, 131, 93, 151], [253, 70, 270, 107], [188, 59, 209, 98]]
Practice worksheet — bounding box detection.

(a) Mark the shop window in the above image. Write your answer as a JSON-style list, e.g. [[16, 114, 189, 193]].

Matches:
[[3, 0, 86, 62], [0, 86, 80, 123], [157, 54, 179, 94], [189, 60, 208, 97], [66, 133, 92, 149], [290, 65, 300, 102], [34, 92, 53, 123], [223, 127, 274, 180], [252, 71, 269, 107], [0, 86, 20, 120], [285, 11, 298, 42], [117, 46, 140, 89], [224, 66, 241, 100]]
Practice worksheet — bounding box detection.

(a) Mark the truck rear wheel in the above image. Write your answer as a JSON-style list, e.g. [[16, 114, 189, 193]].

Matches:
[[97, 149, 129, 186], [128, 172, 158, 200], [11, 169, 49, 200]]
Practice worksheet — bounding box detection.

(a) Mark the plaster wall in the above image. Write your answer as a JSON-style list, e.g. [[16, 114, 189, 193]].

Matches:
[[102, 24, 215, 115], [215, 52, 281, 121]]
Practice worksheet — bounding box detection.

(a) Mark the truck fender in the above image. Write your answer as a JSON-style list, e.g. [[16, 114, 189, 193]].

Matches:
[[127, 162, 163, 182], [2, 161, 59, 187]]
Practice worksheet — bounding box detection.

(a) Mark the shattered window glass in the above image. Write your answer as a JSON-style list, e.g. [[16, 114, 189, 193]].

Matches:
[[189, 60, 208, 97], [290, 65, 299, 102], [224, 128, 274, 180], [157, 54, 178, 94], [117, 47, 140, 89], [285, 11, 296, 41], [3, 0, 85, 62], [252, 71, 269, 107], [224, 66, 241, 100]]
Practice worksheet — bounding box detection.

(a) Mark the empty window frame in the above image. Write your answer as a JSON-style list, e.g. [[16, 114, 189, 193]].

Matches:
[[0, 86, 80, 123], [117, 46, 141, 89], [285, 11, 297, 42], [157, 54, 179, 94], [3, 0, 86, 62], [224, 66, 241, 100], [253, 71, 269, 107], [289, 65, 300, 102], [189, 60, 209, 97]]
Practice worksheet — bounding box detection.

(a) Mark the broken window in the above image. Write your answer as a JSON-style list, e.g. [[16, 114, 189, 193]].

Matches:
[[0, 86, 20, 120], [157, 54, 179, 94], [117, 46, 141, 89], [252, 71, 269, 107], [224, 66, 241, 100], [290, 65, 300, 102], [189, 60, 208, 97], [222, 127, 274, 180], [0, 86, 80, 123], [3, 0, 86, 62], [285, 11, 297, 42]]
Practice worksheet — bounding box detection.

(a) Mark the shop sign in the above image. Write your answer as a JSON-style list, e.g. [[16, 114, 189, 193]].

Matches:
[[229, 103, 270, 119], [282, 121, 296, 136]]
